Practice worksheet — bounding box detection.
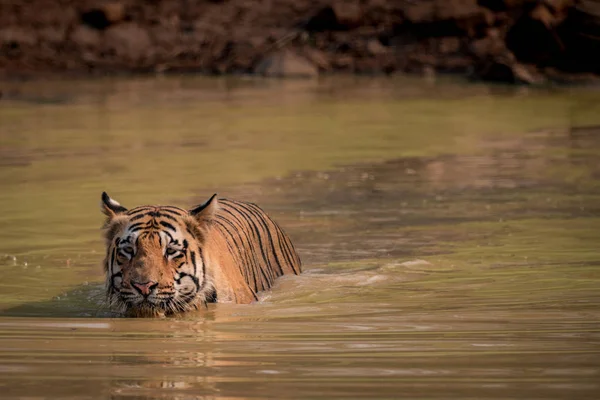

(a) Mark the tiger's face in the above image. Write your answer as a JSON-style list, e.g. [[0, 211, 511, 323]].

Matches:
[[101, 192, 218, 317]]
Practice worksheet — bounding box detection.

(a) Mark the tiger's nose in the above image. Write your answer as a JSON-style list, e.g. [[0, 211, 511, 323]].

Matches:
[[131, 280, 158, 296]]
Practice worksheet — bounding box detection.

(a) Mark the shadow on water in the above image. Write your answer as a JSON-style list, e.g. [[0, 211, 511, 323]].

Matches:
[[0, 283, 114, 318]]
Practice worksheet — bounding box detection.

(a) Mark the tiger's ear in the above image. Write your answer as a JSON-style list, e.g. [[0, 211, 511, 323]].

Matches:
[[189, 193, 218, 224], [101, 192, 128, 220]]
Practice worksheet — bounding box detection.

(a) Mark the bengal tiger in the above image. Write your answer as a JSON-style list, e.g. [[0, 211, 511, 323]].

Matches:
[[100, 192, 301, 317]]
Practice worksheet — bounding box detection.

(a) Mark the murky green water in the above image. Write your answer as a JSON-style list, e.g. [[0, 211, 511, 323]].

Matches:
[[1, 76, 599, 399]]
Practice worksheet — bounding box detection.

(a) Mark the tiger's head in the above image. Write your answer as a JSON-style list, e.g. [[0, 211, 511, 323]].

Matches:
[[100, 192, 218, 317]]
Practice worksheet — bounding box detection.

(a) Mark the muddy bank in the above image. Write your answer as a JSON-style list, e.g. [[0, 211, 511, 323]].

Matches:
[[1, 0, 600, 83]]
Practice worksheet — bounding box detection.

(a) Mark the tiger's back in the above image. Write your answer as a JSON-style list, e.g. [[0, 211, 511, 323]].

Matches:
[[202, 198, 302, 303]]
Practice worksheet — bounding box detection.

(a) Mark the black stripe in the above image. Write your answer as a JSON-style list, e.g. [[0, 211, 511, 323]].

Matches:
[[275, 221, 301, 270], [110, 247, 117, 274], [158, 207, 186, 216], [217, 206, 272, 290], [215, 213, 266, 288], [262, 209, 302, 268], [127, 207, 153, 215], [213, 219, 257, 289], [198, 247, 207, 293], [234, 203, 283, 276], [273, 223, 299, 274], [256, 211, 295, 274], [156, 213, 178, 222], [221, 200, 276, 283], [163, 230, 174, 242], [130, 213, 150, 221], [247, 202, 301, 274], [190, 250, 197, 277], [143, 211, 178, 222], [177, 272, 200, 290], [159, 221, 177, 231], [217, 213, 260, 286], [210, 220, 242, 277], [224, 200, 284, 279], [128, 222, 146, 230]]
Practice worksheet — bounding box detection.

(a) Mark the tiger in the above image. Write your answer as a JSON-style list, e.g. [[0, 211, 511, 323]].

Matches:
[[100, 192, 301, 317]]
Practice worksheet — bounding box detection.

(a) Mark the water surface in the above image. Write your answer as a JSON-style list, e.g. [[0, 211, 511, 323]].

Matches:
[[1, 76, 599, 399]]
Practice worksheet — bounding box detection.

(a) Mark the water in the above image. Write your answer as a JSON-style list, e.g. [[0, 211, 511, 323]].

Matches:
[[0, 75, 599, 399]]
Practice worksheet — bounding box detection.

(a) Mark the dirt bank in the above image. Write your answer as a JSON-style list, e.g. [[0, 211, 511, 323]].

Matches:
[[1, 0, 600, 83]]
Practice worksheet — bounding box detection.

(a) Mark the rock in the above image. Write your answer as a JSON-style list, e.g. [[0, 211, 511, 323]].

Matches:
[[469, 32, 506, 58], [302, 48, 331, 71], [333, 54, 355, 69], [302, 6, 341, 32], [476, 59, 516, 82], [302, 2, 362, 32], [254, 50, 318, 78], [11, 2, 76, 27], [0, 0, 596, 82], [543, 0, 575, 14], [399, 0, 488, 38], [355, 56, 392, 73], [70, 25, 102, 49], [332, 1, 362, 29], [409, 52, 438, 68], [575, 0, 600, 16], [366, 38, 388, 55], [404, 2, 439, 22], [476, 55, 544, 84], [553, 0, 600, 73], [544, 67, 600, 84], [81, 50, 100, 63], [438, 36, 461, 54], [226, 41, 257, 73], [81, 2, 126, 30], [422, 64, 436, 80], [477, 0, 527, 12], [104, 23, 153, 63], [404, 0, 482, 22], [506, 3, 564, 64], [530, 3, 558, 28], [38, 27, 66, 45], [438, 55, 473, 72], [437, 0, 483, 20], [103, 3, 127, 23], [481, 7, 497, 25], [0, 27, 37, 47], [513, 63, 546, 84], [149, 25, 178, 50]]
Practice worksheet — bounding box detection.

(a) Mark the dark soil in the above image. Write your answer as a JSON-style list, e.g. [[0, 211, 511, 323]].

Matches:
[[1, 0, 600, 83]]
